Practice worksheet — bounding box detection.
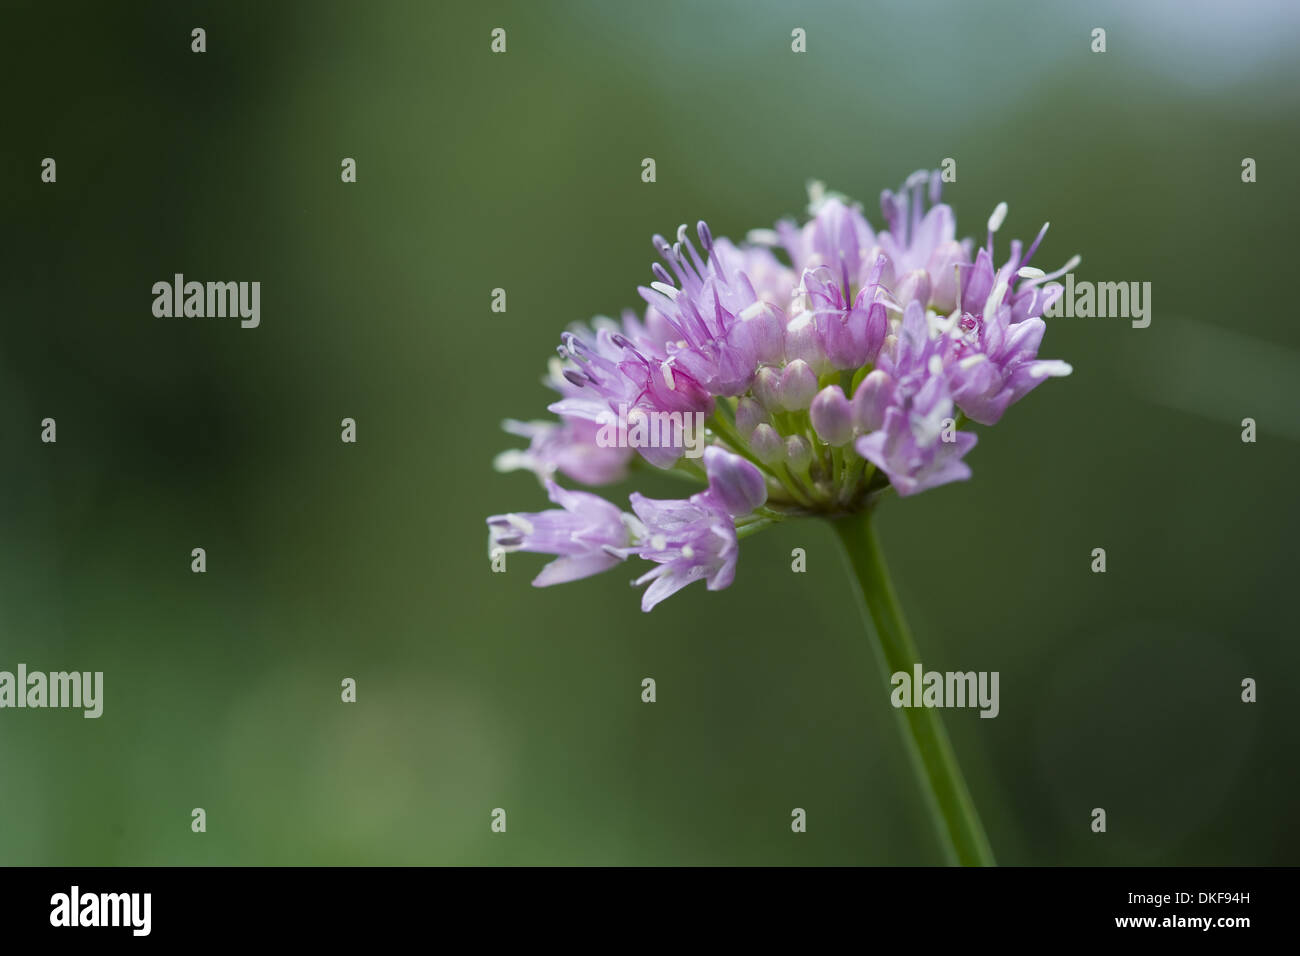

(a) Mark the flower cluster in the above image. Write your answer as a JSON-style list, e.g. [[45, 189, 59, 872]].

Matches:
[[488, 171, 1074, 610]]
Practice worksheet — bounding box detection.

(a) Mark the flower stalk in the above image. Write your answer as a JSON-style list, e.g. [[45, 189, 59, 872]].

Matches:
[[831, 509, 997, 866]]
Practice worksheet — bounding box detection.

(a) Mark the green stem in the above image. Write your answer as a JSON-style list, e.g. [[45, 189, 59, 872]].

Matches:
[[839, 455, 867, 508], [830, 510, 997, 866], [707, 412, 773, 477], [735, 516, 781, 539]]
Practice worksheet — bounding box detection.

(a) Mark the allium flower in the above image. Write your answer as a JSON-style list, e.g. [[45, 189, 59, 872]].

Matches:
[[620, 494, 738, 612], [489, 170, 1073, 609], [487, 480, 632, 587], [488, 170, 1076, 866], [493, 416, 633, 486]]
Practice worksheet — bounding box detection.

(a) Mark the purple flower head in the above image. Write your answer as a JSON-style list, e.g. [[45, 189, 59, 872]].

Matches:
[[941, 301, 1073, 426], [489, 170, 1074, 610], [875, 170, 974, 315], [855, 301, 977, 495], [796, 255, 890, 371], [854, 360, 979, 498], [778, 192, 878, 286], [487, 480, 632, 587], [608, 448, 766, 611], [878, 170, 958, 275], [933, 208, 1076, 425], [547, 314, 714, 469], [494, 416, 633, 486], [636, 225, 783, 397], [622, 492, 739, 612]]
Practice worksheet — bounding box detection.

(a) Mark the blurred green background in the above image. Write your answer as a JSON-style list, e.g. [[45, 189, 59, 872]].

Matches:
[[2, 0, 1297, 865]]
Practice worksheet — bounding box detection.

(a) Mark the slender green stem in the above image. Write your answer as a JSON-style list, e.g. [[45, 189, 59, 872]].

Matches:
[[707, 412, 773, 477], [632, 456, 705, 485], [735, 516, 781, 539], [778, 463, 816, 508], [829, 445, 846, 491], [831, 510, 997, 866]]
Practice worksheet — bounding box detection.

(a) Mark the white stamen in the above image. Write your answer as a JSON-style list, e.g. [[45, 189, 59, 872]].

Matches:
[[787, 310, 814, 332], [929, 310, 956, 336], [661, 361, 676, 390], [1019, 253, 1082, 288], [1032, 361, 1073, 378], [928, 355, 944, 375], [650, 534, 667, 551], [747, 228, 780, 246], [681, 545, 695, 560], [505, 513, 535, 536], [905, 170, 930, 190], [1017, 266, 1046, 279], [650, 281, 678, 300], [983, 279, 1009, 319], [501, 418, 549, 438], [493, 450, 537, 474], [987, 202, 1008, 234]]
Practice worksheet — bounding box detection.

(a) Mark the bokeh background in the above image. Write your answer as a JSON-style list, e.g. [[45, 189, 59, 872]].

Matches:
[[2, 0, 1297, 865]]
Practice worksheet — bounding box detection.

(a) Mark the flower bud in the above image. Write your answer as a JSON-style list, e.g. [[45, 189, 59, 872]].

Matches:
[[784, 434, 813, 469], [851, 370, 893, 432], [810, 385, 853, 446], [734, 396, 768, 436], [703, 446, 768, 515], [735, 301, 785, 366], [892, 269, 932, 312], [778, 359, 818, 411], [783, 311, 830, 373], [927, 240, 967, 313], [752, 366, 782, 411], [750, 424, 784, 465]]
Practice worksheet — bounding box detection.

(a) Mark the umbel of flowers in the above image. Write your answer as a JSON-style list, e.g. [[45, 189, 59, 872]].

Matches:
[[488, 171, 1073, 612]]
